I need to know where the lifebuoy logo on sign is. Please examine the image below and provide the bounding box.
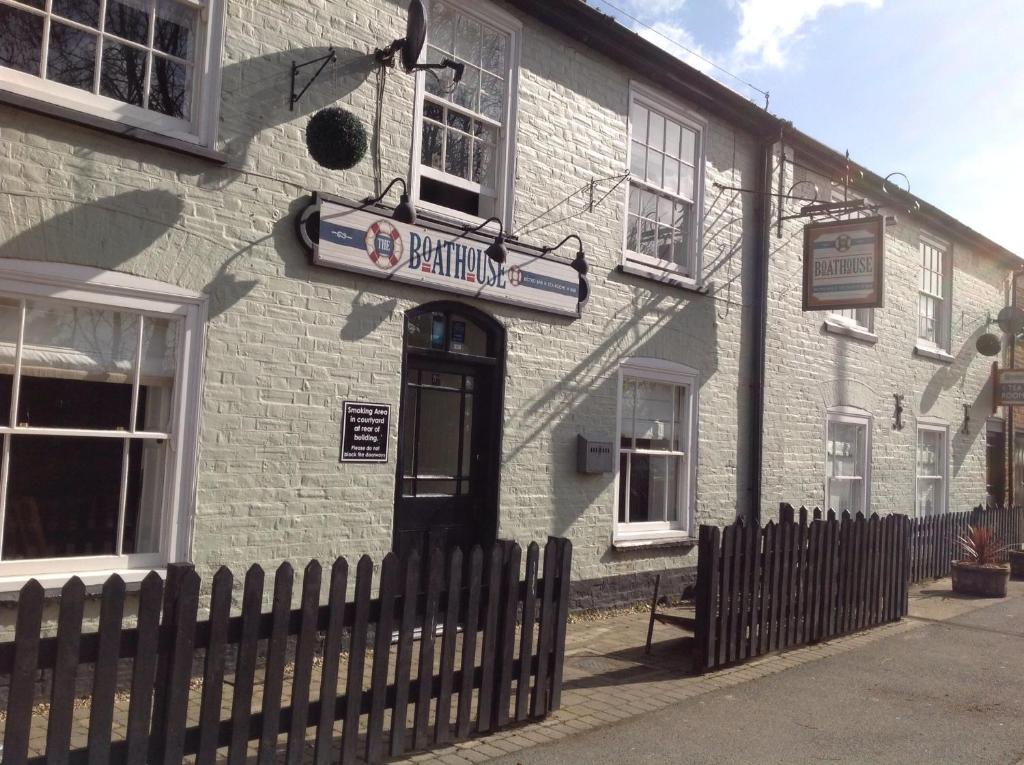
[366,220,402,268]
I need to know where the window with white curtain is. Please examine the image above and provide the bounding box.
[916,424,948,516]
[615,358,697,541]
[623,83,704,285]
[825,408,871,515]
[0,262,204,580]
[0,0,225,146]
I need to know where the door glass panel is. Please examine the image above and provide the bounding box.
[449,315,488,356]
[460,389,474,480]
[416,387,461,477]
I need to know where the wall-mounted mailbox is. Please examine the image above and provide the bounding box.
[577,435,613,474]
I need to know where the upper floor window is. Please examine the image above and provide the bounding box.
[615,358,698,543]
[0,0,224,146]
[918,236,951,351]
[0,259,205,584]
[623,83,705,286]
[830,307,873,333]
[412,0,519,223]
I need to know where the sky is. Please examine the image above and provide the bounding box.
[590,0,1024,255]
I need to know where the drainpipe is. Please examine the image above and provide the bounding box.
[747,129,778,525]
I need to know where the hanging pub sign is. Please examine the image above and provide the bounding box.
[802,216,885,311]
[340,401,391,462]
[994,367,1024,407]
[298,192,585,317]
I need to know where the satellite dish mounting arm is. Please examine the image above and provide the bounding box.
[374,0,464,84]
[374,40,465,84]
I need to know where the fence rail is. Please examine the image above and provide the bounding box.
[694,511,909,672]
[908,505,1024,583]
[0,537,572,765]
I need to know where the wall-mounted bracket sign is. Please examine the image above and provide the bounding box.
[298,193,586,317]
[802,215,885,311]
[341,401,391,462]
[994,367,1024,408]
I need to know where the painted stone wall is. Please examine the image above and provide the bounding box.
[0,0,760,613]
[760,152,1011,519]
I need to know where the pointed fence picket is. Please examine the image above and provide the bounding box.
[0,537,572,765]
[906,505,1024,584]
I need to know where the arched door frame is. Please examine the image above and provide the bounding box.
[393,300,507,556]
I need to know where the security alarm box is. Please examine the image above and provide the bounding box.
[577,435,613,474]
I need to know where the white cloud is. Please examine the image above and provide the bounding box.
[617,0,688,16]
[631,20,718,76]
[732,0,882,69]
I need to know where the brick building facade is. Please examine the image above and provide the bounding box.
[0,0,1017,621]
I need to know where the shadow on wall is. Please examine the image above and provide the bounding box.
[0,189,257,321]
[1,41,381,319]
[919,326,988,475]
[201,45,375,189]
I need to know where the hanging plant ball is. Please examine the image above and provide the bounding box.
[306,107,368,170]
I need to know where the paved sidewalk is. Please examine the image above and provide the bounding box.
[473,580,1024,765]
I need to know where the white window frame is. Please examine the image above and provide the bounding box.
[825,406,872,516]
[916,233,952,353]
[915,419,949,517]
[828,306,874,333]
[0,259,206,587]
[0,0,226,147]
[621,80,706,290]
[408,0,521,228]
[613,357,698,545]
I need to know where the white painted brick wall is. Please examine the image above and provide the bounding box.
[760,153,1010,518]
[0,0,761,600]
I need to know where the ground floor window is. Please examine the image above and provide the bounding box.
[0,261,205,580]
[986,419,1006,507]
[615,358,697,541]
[825,408,871,515]
[916,422,948,516]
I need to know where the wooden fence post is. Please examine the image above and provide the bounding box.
[150,561,195,765]
[694,525,720,672]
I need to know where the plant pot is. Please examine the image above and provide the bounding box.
[951,560,1010,597]
[1009,549,1024,581]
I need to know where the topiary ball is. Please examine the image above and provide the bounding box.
[306,107,368,170]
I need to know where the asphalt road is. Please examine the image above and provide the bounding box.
[492,593,1024,765]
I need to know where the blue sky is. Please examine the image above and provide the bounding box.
[591,0,1024,254]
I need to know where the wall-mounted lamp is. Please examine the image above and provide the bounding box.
[893,394,904,430]
[363,177,416,224]
[463,216,507,264]
[541,233,589,276]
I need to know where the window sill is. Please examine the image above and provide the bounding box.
[612,533,697,550]
[822,318,878,344]
[913,342,954,364]
[0,89,227,164]
[617,262,708,294]
[0,568,164,601]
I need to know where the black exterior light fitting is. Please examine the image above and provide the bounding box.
[542,233,590,306]
[364,177,416,224]
[464,216,508,264]
[542,233,589,276]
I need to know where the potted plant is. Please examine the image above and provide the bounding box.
[1009,546,1024,581]
[951,526,1010,597]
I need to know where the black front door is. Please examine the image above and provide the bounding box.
[394,303,504,561]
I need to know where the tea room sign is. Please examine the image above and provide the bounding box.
[802,216,885,311]
[299,193,585,317]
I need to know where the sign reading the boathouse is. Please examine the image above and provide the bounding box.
[300,193,584,317]
[802,216,885,311]
[340,401,391,462]
[994,368,1024,407]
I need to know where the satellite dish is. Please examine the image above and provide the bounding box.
[997,305,1024,335]
[976,333,1002,357]
[401,1,427,71]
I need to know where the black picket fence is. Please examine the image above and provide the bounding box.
[0,538,572,765]
[694,511,909,672]
[908,505,1024,583]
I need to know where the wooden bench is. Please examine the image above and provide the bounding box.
[645,574,697,653]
